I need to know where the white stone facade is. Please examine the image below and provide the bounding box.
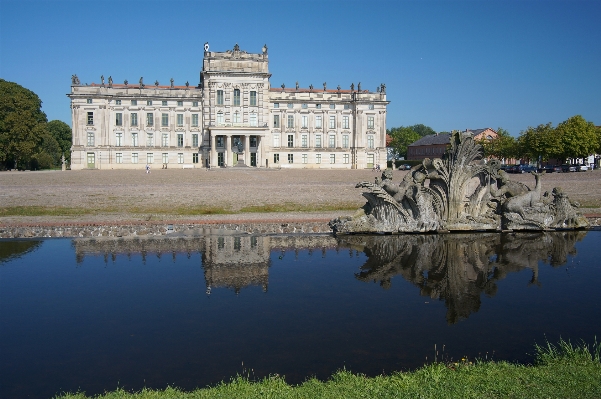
[68,44,389,170]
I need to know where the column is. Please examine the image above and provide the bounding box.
[244,134,250,165]
[226,135,232,166]
[210,133,217,167]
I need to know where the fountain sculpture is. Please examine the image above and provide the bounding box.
[330,131,589,234]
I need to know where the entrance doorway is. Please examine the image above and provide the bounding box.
[87,153,95,169]
[250,153,257,167]
[233,153,239,165]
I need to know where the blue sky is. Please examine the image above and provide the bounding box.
[1,0,599,136]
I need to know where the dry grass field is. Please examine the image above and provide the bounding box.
[1,167,600,225]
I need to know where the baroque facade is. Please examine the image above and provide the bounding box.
[68,43,389,170]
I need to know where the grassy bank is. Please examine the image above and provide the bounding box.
[55,339,601,399]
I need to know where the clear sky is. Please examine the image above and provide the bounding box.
[1,0,599,136]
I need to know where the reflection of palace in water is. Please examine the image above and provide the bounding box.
[73,234,339,294]
[338,231,587,324]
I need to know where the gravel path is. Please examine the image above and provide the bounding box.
[1,168,600,226]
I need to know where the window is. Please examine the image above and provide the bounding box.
[287,103,293,109]
[367,116,375,129]
[162,133,169,147]
[87,112,94,125]
[343,116,349,129]
[301,103,308,109]
[193,153,199,164]
[147,100,152,106]
[302,115,308,128]
[116,132,123,146]
[162,153,169,164]
[287,134,294,148]
[329,104,335,109]
[217,136,224,147]
[273,134,280,147]
[132,153,138,163]
[146,113,153,126]
[250,136,257,147]
[315,115,322,129]
[131,113,138,126]
[329,135,335,148]
[343,154,349,164]
[147,153,154,164]
[367,153,374,168]
[192,101,198,107]
[217,112,224,125]
[86,132,94,146]
[302,154,308,164]
[288,154,294,163]
[344,104,350,110]
[217,90,224,105]
[329,116,336,129]
[131,133,138,147]
[273,115,280,128]
[177,114,183,126]
[315,134,322,148]
[233,111,241,123]
[192,134,198,147]
[301,134,308,148]
[177,153,184,164]
[367,135,374,149]
[162,100,168,106]
[330,154,335,164]
[146,132,154,146]
[233,89,240,106]
[161,113,168,127]
[316,104,321,109]
[316,154,322,164]
[115,99,121,105]
[192,114,199,127]
[115,113,123,126]
[86,98,92,104]
[250,91,257,106]
[249,113,257,127]
[287,115,294,128]
[274,153,280,163]
[273,103,279,108]
[116,153,123,164]
[177,133,183,147]
[343,135,349,148]
[368,104,375,110]
[131,100,137,106]
[177,101,183,106]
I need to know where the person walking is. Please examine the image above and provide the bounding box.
[145,164,150,174]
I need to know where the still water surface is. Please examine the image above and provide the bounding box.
[1,231,600,398]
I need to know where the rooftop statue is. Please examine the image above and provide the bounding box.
[330,131,588,234]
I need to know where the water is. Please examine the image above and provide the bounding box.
[1,231,600,398]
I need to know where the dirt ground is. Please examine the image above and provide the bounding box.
[1,167,600,225]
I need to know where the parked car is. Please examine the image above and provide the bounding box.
[552,166,563,173]
[578,164,589,172]
[397,164,411,170]
[518,165,537,174]
[561,164,577,172]
[538,165,555,173]
[505,165,520,173]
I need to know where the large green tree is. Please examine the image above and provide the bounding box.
[479,127,518,161]
[555,115,599,160]
[387,127,421,158]
[47,119,72,164]
[518,122,561,163]
[0,79,48,169]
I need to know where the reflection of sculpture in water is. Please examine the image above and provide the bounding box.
[338,231,587,324]
[330,131,588,233]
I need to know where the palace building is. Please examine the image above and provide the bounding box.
[68,43,389,170]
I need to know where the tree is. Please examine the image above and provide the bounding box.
[555,115,599,160]
[0,79,48,169]
[47,120,72,164]
[387,127,421,158]
[408,124,436,137]
[518,122,561,164]
[479,127,518,161]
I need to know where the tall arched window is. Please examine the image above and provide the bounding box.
[233,89,240,106]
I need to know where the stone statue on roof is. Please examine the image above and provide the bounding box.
[170,78,174,88]
[337,85,341,91]
[108,76,113,87]
[139,77,144,88]
[358,82,361,92]
[323,82,327,91]
[309,84,313,90]
[350,83,354,91]
[155,80,159,87]
[124,79,128,86]
[281,83,285,89]
[100,75,105,86]
[295,81,299,90]
[71,74,80,85]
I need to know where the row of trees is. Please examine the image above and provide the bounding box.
[0,79,72,170]
[388,116,600,164]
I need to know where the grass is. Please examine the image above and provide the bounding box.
[53,338,601,399]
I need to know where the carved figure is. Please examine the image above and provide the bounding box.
[108,76,113,87]
[262,44,268,54]
[323,82,326,91]
[139,77,144,88]
[234,43,240,52]
[170,78,174,88]
[358,82,361,92]
[71,74,80,85]
[124,79,128,86]
[350,83,354,91]
[330,132,588,234]
[186,81,189,88]
[295,81,299,90]
[100,75,105,85]
[309,84,313,90]
[337,85,341,91]
[281,83,285,89]
[155,80,159,87]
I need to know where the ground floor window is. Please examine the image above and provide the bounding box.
[330,154,335,164]
[274,153,280,164]
[177,153,184,164]
[302,154,308,164]
[316,154,321,164]
[217,152,224,166]
[132,153,138,164]
[147,153,154,164]
[193,153,199,164]
[367,153,374,169]
[162,153,169,164]
[343,154,349,164]
[86,152,95,168]
[116,153,123,163]
[288,154,294,163]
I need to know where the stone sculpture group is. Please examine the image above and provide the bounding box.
[330,131,589,234]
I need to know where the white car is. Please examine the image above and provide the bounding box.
[578,164,589,172]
